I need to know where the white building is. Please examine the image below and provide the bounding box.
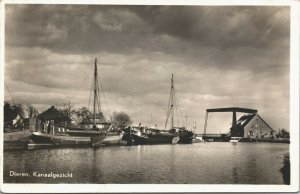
[236,114,276,139]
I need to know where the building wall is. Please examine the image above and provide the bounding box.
[26,118,41,132]
[244,115,275,139]
[54,125,68,134]
[38,122,67,135]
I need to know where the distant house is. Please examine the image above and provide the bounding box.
[37,106,70,125]
[37,106,71,134]
[233,114,276,139]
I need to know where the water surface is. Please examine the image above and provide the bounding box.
[4,143,289,184]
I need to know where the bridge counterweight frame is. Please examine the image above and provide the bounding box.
[203,107,257,138]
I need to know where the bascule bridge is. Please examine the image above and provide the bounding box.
[201,107,258,140]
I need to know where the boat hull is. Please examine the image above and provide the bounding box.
[132,133,179,145]
[91,132,125,148]
[230,137,242,143]
[30,132,92,147]
[27,143,56,149]
[4,130,32,150]
[66,128,106,137]
[103,133,124,145]
[178,131,194,144]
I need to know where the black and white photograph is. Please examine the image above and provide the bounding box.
[1,1,299,193]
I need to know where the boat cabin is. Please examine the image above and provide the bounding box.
[79,112,110,130]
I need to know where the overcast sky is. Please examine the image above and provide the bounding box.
[4,5,290,133]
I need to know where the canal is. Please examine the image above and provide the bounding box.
[3,142,289,184]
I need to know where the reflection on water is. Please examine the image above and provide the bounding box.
[4,143,288,184]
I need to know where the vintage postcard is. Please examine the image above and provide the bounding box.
[0,0,299,193]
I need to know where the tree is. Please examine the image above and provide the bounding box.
[58,102,75,122]
[72,107,92,125]
[280,128,290,138]
[111,111,133,127]
[4,101,19,128]
[4,101,39,128]
[276,128,290,138]
[18,104,39,118]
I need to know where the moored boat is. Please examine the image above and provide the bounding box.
[121,126,142,145]
[125,74,194,145]
[92,132,125,147]
[4,129,32,150]
[193,136,205,143]
[30,130,99,147]
[164,74,194,144]
[91,123,126,148]
[130,127,179,145]
[122,126,179,145]
[230,137,241,143]
[30,58,108,147]
[84,58,126,148]
[169,127,194,144]
[66,127,107,137]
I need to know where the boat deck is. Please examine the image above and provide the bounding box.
[32,132,91,141]
[4,130,32,142]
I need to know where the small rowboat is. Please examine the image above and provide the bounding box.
[230,137,241,143]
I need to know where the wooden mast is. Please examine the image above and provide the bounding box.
[165,74,175,130]
[93,58,97,128]
[170,74,174,129]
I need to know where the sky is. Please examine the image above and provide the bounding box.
[4,5,290,133]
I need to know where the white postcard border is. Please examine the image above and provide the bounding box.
[0,0,299,193]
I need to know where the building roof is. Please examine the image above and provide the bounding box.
[255,114,275,132]
[38,106,70,121]
[236,113,275,131]
[237,114,256,127]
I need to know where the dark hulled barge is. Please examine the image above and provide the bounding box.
[127,126,179,145]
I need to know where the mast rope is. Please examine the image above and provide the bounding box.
[95,76,101,114]
[88,76,94,111]
[4,81,16,105]
[165,107,171,129]
[164,85,172,129]
[174,89,184,128]
[98,73,112,121]
[173,88,179,127]
[69,64,94,104]
[96,77,103,123]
